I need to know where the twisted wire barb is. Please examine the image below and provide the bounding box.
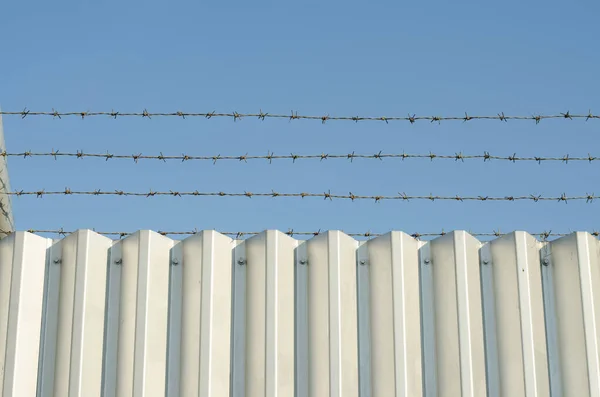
[3,150,599,164]
[3,189,597,203]
[4,228,598,241]
[2,109,598,123]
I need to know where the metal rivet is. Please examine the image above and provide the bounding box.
[299,259,307,265]
[424,259,430,264]
[359,259,366,265]
[237,258,246,265]
[543,258,549,266]
[172,258,179,265]
[114,259,122,265]
[53,258,61,264]
[483,259,489,265]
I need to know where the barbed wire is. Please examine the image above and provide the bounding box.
[3,150,600,164]
[1,109,598,123]
[4,228,598,241]
[2,189,598,202]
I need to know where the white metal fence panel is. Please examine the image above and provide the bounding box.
[1,233,50,397]
[0,229,599,396]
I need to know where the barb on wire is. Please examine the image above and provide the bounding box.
[2,109,599,123]
[3,188,598,203]
[4,228,598,241]
[3,150,599,164]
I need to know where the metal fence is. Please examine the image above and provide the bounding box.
[1,229,598,396]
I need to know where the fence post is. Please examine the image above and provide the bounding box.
[0,110,15,238]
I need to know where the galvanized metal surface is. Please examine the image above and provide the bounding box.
[0,229,599,397]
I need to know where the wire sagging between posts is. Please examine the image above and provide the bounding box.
[1,109,598,123]
[3,150,600,164]
[2,189,598,203]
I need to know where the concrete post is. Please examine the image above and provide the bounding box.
[0,110,15,238]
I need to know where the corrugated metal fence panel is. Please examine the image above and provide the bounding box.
[1,230,599,397]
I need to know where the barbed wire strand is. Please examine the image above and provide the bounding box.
[4,228,598,241]
[3,150,599,164]
[1,109,598,123]
[3,189,597,203]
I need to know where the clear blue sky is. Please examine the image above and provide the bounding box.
[1,0,598,240]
